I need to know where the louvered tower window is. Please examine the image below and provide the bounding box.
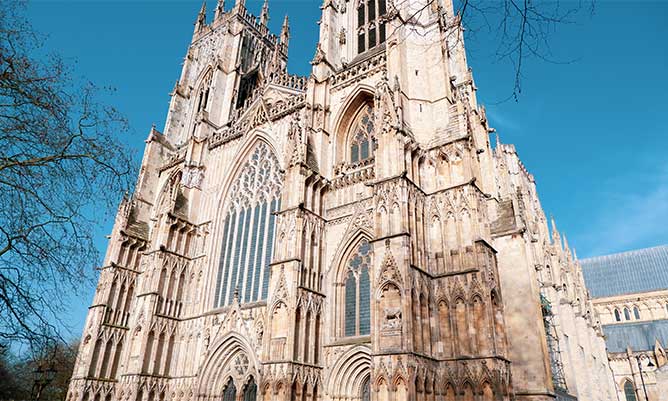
[357,0,388,54]
[344,239,371,337]
[214,143,283,307]
[349,105,375,164]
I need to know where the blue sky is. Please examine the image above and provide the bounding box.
[25,0,668,338]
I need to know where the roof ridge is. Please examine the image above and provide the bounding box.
[581,244,668,264]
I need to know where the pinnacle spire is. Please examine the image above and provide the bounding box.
[215,0,226,19]
[280,15,290,44]
[260,0,269,25]
[195,0,207,32]
[550,215,562,248]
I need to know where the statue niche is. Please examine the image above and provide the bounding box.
[378,283,402,350]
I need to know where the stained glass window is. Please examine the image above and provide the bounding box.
[223,378,236,401]
[624,381,637,401]
[214,143,283,307]
[349,105,375,164]
[243,377,257,401]
[357,0,389,54]
[343,239,372,337]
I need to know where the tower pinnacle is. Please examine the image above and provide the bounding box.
[260,0,269,25]
[280,15,290,45]
[194,1,207,33]
[215,0,225,20]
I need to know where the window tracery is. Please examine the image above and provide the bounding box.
[344,239,371,337]
[214,142,283,307]
[357,0,388,54]
[348,105,375,164]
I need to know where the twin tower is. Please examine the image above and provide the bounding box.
[68,1,616,401]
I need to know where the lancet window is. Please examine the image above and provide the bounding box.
[243,377,257,401]
[348,105,375,164]
[344,239,371,337]
[195,70,213,114]
[222,378,236,401]
[214,142,283,307]
[623,381,637,401]
[357,0,388,54]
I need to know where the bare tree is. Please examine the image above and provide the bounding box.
[0,1,134,351]
[0,339,79,401]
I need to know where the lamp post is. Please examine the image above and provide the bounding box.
[31,363,57,401]
[635,354,655,401]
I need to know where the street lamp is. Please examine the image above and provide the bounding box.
[31,363,57,401]
[635,355,655,401]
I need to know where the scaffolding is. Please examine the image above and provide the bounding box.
[540,293,568,392]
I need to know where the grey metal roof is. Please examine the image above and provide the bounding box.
[602,319,668,353]
[580,245,668,298]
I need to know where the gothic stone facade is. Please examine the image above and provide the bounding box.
[67,1,616,401]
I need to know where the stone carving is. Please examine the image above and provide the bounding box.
[181,165,205,189]
[382,307,402,330]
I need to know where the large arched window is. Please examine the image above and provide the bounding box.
[624,307,631,321]
[214,142,283,307]
[623,380,637,401]
[357,0,388,54]
[614,309,621,322]
[344,239,371,337]
[348,105,375,164]
[633,306,641,320]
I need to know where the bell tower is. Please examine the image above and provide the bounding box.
[162,0,288,146]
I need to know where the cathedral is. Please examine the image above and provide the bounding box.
[67,1,618,401]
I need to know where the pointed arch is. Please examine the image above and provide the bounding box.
[197,332,259,397]
[330,232,373,338]
[326,346,372,399]
[331,85,375,164]
[623,379,637,401]
[210,134,284,308]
